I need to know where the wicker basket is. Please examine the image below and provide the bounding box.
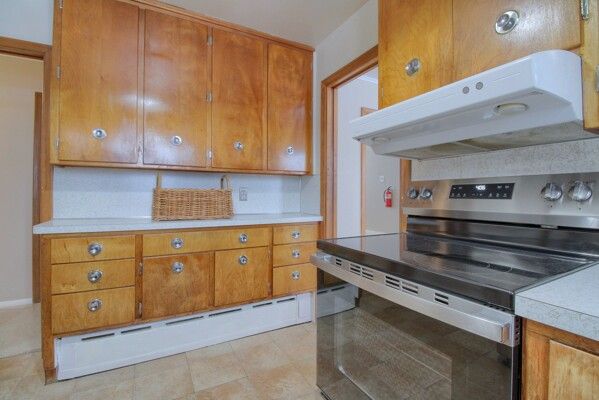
[152,174,234,221]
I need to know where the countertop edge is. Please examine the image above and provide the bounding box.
[33,214,323,235]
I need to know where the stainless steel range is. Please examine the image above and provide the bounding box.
[311,172,599,400]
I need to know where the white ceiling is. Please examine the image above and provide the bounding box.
[162,0,369,47]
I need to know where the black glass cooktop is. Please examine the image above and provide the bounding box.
[317,232,594,310]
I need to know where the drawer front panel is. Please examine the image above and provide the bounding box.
[51,287,135,334]
[273,242,317,267]
[143,227,271,256]
[51,235,136,264]
[273,263,316,297]
[51,259,136,294]
[214,246,270,307]
[142,253,214,319]
[273,224,318,245]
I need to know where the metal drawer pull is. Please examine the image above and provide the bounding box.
[239,255,248,265]
[87,270,103,283]
[87,299,102,312]
[234,141,244,151]
[91,128,107,140]
[87,243,103,256]
[239,233,248,243]
[291,231,301,240]
[286,146,294,155]
[291,271,301,280]
[171,262,184,274]
[171,237,184,249]
[292,250,301,258]
[405,58,421,76]
[495,10,519,34]
[171,135,183,146]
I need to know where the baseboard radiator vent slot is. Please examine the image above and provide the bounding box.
[384,275,401,290]
[434,293,449,305]
[401,281,419,295]
[55,293,313,380]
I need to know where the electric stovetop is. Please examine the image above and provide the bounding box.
[317,231,596,311]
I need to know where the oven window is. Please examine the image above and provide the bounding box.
[316,281,518,400]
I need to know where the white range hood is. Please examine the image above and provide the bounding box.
[352,50,596,160]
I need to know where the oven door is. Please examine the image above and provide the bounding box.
[314,262,520,399]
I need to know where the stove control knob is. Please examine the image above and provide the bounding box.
[407,188,419,199]
[541,183,562,202]
[567,181,592,202]
[419,188,433,200]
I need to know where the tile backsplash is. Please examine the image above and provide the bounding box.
[53,167,302,219]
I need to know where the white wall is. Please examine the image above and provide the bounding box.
[0,55,44,304]
[300,0,378,217]
[0,0,53,45]
[335,77,378,237]
[53,168,302,218]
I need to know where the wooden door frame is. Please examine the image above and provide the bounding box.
[0,36,53,303]
[320,45,377,239]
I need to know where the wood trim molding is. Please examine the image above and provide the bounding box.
[359,107,376,236]
[320,45,378,239]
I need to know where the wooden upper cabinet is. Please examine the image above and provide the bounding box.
[453,0,582,80]
[58,0,139,163]
[378,0,453,107]
[143,11,209,167]
[211,29,267,170]
[267,44,312,172]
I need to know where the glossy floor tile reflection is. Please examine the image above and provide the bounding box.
[0,322,319,400]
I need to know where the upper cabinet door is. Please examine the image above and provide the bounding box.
[143,11,209,167]
[211,29,267,170]
[453,0,581,80]
[58,0,139,163]
[267,44,312,173]
[378,0,453,107]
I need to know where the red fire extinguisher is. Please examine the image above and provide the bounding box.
[384,186,393,208]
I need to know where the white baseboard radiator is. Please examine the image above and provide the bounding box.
[56,293,312,380]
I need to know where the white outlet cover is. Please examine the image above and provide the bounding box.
[239,187,248,201]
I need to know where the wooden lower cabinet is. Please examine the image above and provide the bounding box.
[51,287,135,334]
[51,259,135,294]
[523,319,599,399]
[273,242,317,267]
[214,246,271,306]
[273,263,316,297]
[142,253,214,319]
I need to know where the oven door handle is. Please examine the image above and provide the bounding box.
[311,253,517,347]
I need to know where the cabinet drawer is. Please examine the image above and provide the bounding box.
[51,287,135,334]
[273,263,316,297]
[143,227,271,256]
[273,242,317,267]
[273,224,318,245]
[51,259,135,294]
[51,235,136,264]
[142,253,213,319]
[214,246,271,307]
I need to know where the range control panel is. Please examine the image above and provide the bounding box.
[449,183,515,199]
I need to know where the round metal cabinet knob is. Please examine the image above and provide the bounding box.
[171,237,184,249]
[287,146,294,155]
[171,262,184,274]
[239,255,248,265]
[234,141,244,151]
[87,243,103,256]
[420,188,433,200]
[407,188,419,199]
[495,10,520,34]
[292,250,301,259]
[405,58,421,76]
[568,181,593,202]
[541,183,563,202]
[291,271,301,281]
[91,128,107,140]
[171,135,183,146]
[239,233,248,244]
[291,231,301,240]
[87,269,103,283]
[87,299,102,312]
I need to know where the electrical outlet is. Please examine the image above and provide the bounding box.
[239,187,248,201]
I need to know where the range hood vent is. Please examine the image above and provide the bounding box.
[352,50,595,160]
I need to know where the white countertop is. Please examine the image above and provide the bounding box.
[33,213,323,235]
[515,263,599,341]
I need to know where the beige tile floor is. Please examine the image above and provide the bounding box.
[0,303,41,358]
[0,321,321,400]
